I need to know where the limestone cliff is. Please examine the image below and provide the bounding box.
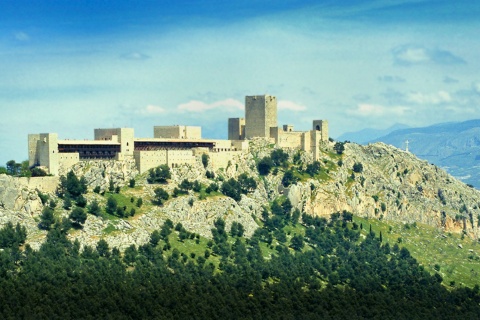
[1,140,480,250]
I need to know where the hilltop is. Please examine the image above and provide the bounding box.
[1,138,480,251]
[340,119,480,188]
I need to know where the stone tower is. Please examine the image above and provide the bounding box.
[245,95,277,139]
[228,118,245,140]
[312,120,329,142]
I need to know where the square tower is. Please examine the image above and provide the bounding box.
[245,95,277,139]
[228,118,245,140]
[312,120,329,142]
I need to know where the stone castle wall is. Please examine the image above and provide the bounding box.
[154,126,202,139]
[59,153,80,170]
[134,150,168,174]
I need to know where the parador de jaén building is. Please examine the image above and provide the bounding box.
[28,95,329,176]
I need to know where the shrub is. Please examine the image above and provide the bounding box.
[147,165,171,184]
[88,199,101,216]
[353,162,363,173]
[305,161,321,176]
[334,142,345,155]
[39,207,55,230]
[69,207,87,227]
[221,178,242,202]
[153,187,169,205]
[282,170,297,187]
[271,149,289,167]
[257,157,273,175]
[106,196,118,215]
[202,154,209,168]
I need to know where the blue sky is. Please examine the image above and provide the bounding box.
[1,0,479,165]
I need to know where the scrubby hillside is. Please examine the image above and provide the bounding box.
[1,139,480,251]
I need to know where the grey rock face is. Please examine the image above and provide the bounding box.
[3,139,480,251]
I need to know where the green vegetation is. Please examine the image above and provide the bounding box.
[147,164,171,184]
[0,222,26,248]
[0,159,46,177]
[354,215,480,288]
[39,207,55,230]
[2,209,480,318]
[334,141,345,154]
[201,153,209,168]
[353,161,363,173]
[257,156,273,175]
[153,187,169,205]
[220,173,257,202]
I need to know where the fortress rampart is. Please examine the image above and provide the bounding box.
[29,95,328,175]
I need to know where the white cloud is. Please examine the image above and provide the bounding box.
[278,100,307,111]
[141,105,166,114]
[177,98,243,112]
[392,45,465,66]
[348,103,410,117]
[407,91,451,104]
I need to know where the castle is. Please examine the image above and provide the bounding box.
[28,95,328,176]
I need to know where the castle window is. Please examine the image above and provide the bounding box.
[316,125,320,130]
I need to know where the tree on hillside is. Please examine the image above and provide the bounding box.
[353,162,363,173]
[238,173,257,194]
[69,207,87,228]
[221,178,242,202]
[271,149,289,167]
[305,161,321,177]
[106,196,117,215]
[257,157,273,176]
[39,207,55,230]
[334,142,345,155]
[282,170,297,187]
[153,187,169,205]
[147,165,171,184]
[87,199,101,216]
[202,154,209,168]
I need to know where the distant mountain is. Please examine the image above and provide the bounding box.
[369,119,480,188]
[337,123,410,144]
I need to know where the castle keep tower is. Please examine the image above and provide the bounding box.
[245,95,277,139]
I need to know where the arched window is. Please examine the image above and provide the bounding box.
[316,125,320,130]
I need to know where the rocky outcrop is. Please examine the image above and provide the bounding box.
[60,159,139,190]
[2,139,480,251]
[286,142,480,238]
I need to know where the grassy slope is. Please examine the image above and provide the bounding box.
[354,215,480,288]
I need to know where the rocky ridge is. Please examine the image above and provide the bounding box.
[1,140,480,250]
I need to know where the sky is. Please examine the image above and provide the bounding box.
[1,0,479,165]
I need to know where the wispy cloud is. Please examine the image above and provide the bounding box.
[278,100,307,111]
[407,91,451,104]
[121,52,150,60]
[443,76,459,84]
[348,103,410,117]
[178,98,243,112]
[392,45,466,66]
[141,105,167,114]
[14,31,29,41]
[472,82,480,95]
[378,75,405,83]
